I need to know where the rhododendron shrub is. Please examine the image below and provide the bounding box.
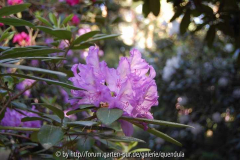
[0,3,191,159]
[69,46,159,136]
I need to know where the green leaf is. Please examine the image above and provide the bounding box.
[0,107,6,121]
[0,27,15,42]
[180,9,191,35]
[130,148,151,153]
[0,48,63,60]
[81,34,121,44]
[97,139,122,150]
[36,16,52,27]
[77,137,95,152]
[192,22,207,33]
[149,0,160,16]
[121,117,193,128]
[21,117,52,123]
[99,134,145,143]
[38,125,64,149]
[96,108,123,125]
[66,121,97,127]
[30,131,39,143]
[0,63,67,77]
[0,73,84,90]
[43,114,61,123]
[0,18,35,28]
[71,43,92,50]
[16,56,65,60]
[62,14,74,25]
[11,101,27,109]
[66,107,95,115]
[37,26,72,40]
[79,104,95,109]
[49,13,58,26]
[132,122,182,146]
[170,7,183,22]
[205,25,216,47]
[142,0,150,18]
[71,126,115,132]
[73,31,100,45]
[40,103,64,119]
[0,3,31,17]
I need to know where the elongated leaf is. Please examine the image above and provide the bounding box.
[149,0,160,16]
[0,73,83,90]
[71,43,92,50]
[66,107,95,115]
[36,16,52,27]
[0,18,34,28]
[81,34,121,44]
[39,103,64,119]
[49,13,57,26]
[21,117,52,123]
[17,57,65,60]
[121,117,193,128]
[0,48,63,60]
[62,14,74,25]
[73,31,100,45]
[71,126,115,132]
[77,137,95,152]
[0,63,67,77]
[142,0,150,18]
[130,148,151,153]
[67,121,97,127]
[132,122,182,146]
[38,125,64,149]
[43,114,61,123]
[170,6,183,22]
[0,3,31,17]
[180,9,191,35]
[37,26,72,40]
[79,104,96,109]
[99,134,145,143]
[205,25,216,47]
[96,108,123,125]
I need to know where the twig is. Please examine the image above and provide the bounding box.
[0,132,31,140]
[0,80,38,115]
[0,126,40,132]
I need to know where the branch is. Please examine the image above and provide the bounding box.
[0,80,38,115]
[0,126,40,132]
[0,132,31,140]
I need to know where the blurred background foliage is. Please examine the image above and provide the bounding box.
[0,0,240,159]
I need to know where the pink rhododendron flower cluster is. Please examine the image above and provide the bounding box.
[13,32,31,46]
[1,106,41,128]
[66,0,79,6]
[7,0,23,5]
[16,79,35,97]
[71,15,80,25]
[69,46,159,136]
